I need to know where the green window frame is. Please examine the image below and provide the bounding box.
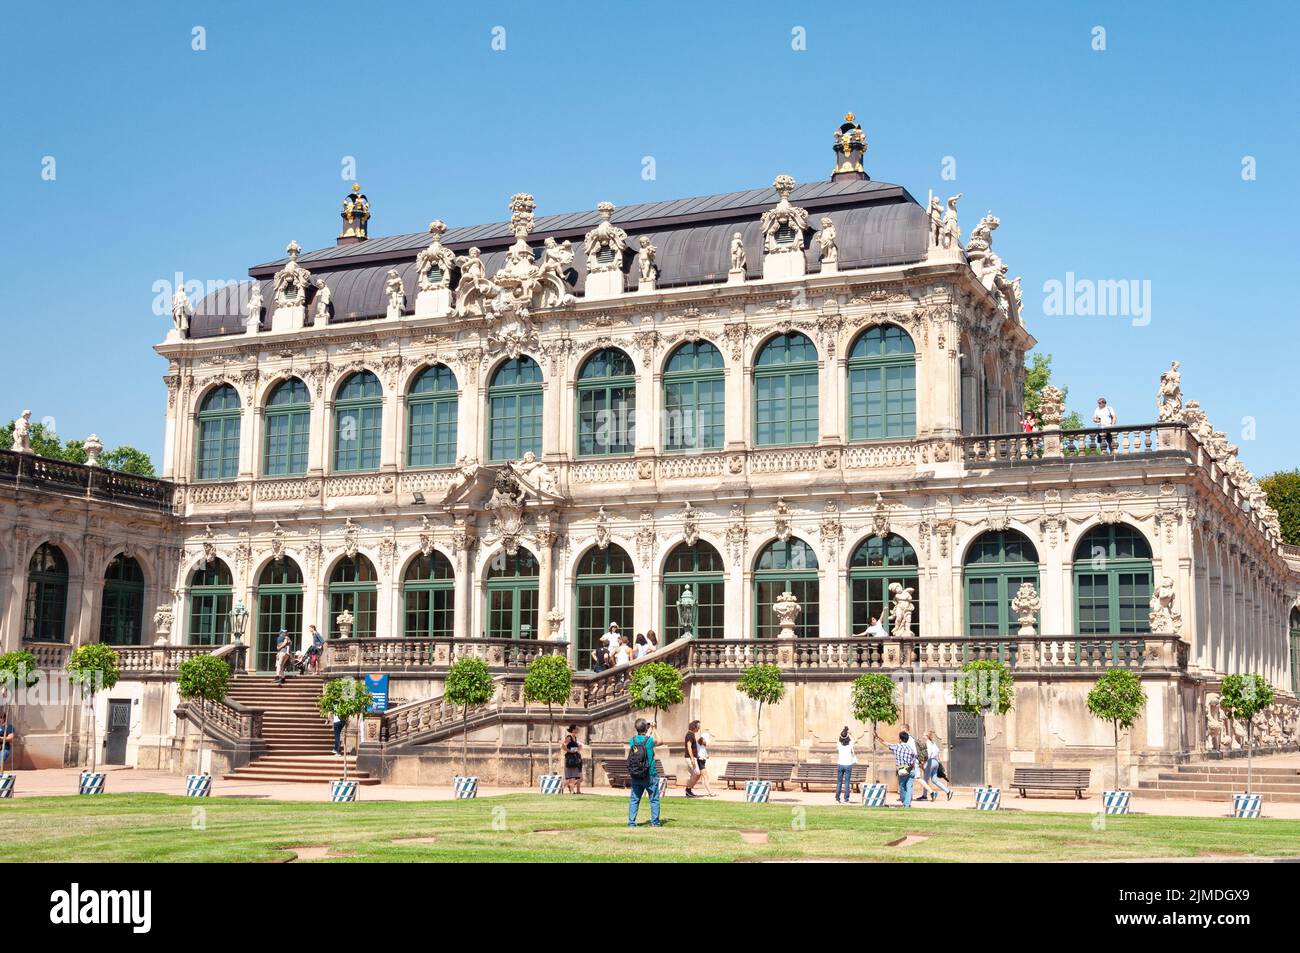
[575,545,635,664]
[484,550,540,640]
[663,341,725,452]
[255,558,304,671]
[1290,609,1300,695]
[662,541,725,642]
[487,357,543,462]
[1072,525,1153,636]
[332,371,383,472]
[754,538,819,639]
[848,325,916,440]
[23,543,69,642]
[577,348,636,457]
[403,551,456,638]
[849,534,920,636]
[188,560,233,646]
[962,530,1039,637]
[195,384,241,481]
[754,333,818,447]
[100,553,145,646]
[328,555,378,639]
[262,378,311,477]
[407,364,458,469]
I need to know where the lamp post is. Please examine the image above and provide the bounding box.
[676,584,696,640]
[229,600,249,645]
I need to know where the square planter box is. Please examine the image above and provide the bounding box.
[330,779,358,802]
[186,774,212,798]
[452,776,479,799]
[744,780,771,803]
[538,774,563,795]
[1102,790,1131,815]
[0,773,14,799]
[973,786,1001,811]
[861,782,888,807]
[78,772,106,796]
[1233,793,1262,818]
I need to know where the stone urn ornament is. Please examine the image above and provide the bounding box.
[772,590,801,637]
[84,433,103,467]
[335,609,354,640]
[1010,581,1041,636]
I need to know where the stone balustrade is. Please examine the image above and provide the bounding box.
[322,637,564,674]
[0,449,171,510]
[962,422,1189,465]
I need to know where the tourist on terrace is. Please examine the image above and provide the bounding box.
[876,729,918,807]
[1020,410,1036,433]
[644,630,659,652]
[1092,397,1117,453]
[591,643,611,673]
[634,633,651,660]
[626,717,662,827]
[563,725,583,794]
[274,629,293,685]
[614,635,633,667]
[600,622,621,658]
[863,616,887,637]
[835,726,856,803]
[683,719,702,798]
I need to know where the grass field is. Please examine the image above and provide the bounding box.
[2,793,1299,862]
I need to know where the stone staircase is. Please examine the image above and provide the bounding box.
[221,674,379,785]
[1136,761,1300,802]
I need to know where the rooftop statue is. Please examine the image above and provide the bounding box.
[635,236,657,284]
[171,285,192,335]
[312,279,331,324]
[760,175,810,254]
[1157,360,1182,422]
[583,202,628,274]
[729,232,746,272]
[11,409,32,453]
[273,240,312,309]
[816,216,838,265]
[416,220,456,291]
[339,183,370,240]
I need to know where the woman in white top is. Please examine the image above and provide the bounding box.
[633,633,651,660]
[835,726,856,803]
[695,730,713,796]
[920,730,953,800]
[613,635,633,666]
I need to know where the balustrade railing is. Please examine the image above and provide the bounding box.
[0,449,171,510]
[322,637,565,674]
[962,422,1188,465]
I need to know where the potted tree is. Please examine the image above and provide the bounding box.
[444,656,495,798]
[65,644,121,795]
[850,672,898,807]
[318,677,374,802]
[176,654,233,797]
[953,658,1014,810]
[1220,673,1274,817]
[522,654,572,794]
[1086,669,1146,815]
[0,650,38,798]
[628,661,685,799]
[736,664,785,803]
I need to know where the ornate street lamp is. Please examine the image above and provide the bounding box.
[229,601,249,644]
[676,584,696,640]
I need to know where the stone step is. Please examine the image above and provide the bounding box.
[223,769,381,785]
[1136,781,1300,799]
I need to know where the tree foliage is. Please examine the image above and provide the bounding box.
[737,664,786,707]
[523,654,573,777]
[850,673,898,726]
[0,419,155,476]
[1022,353,1084,430]
[953,659,1014,717]
[0,650,40,698]
[629,662,685,716]
[444,657,495,778]
[1220,673,1275,795]
[318,678,374,781]
[1259,469,1300,545]
[65,644,121,774]
[1087,669,1148,790]
[177,655,231,705]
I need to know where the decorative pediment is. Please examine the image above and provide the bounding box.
[416,220,457,291]
[583,202,628,274]
[760,175,810,254]
[273,241,312,309]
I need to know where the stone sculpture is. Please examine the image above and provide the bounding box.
[773,590,801,635]
[1010,581,1040,636]
[11,409,32,453]
[84,433,103,467]
[384,269,406,316]
[416,220,456,291]
[889,582,916,637]
[1157,360,1182,422]
[583,201,628,273]
[312,279,331,324]
[245,283,263,333]
[760,175,810,253]
[636,236,657,284]
[171,285,192,335]
[1148,576,1182,633]
[729,232,746,273]
[816,216,838,265]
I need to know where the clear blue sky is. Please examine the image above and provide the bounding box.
[2,1,1296,474]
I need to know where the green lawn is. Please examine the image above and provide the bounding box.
[1,793,1297,862]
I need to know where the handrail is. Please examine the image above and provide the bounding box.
[321,636,566,674]
[962,422,1189,464]
[0,449,172,510]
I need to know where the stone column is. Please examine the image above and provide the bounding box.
[820,352,842,444]
[453,540,474,639]
[536,528,557,648]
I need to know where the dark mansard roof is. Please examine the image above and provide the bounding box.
[190,177,930,338]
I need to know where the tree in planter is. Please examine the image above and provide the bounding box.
[952,658,1014,789]
[317,678,374,781]
[0,650,39,772]
[1085,669,1147,791]
[736,664,785,784]
[444,657,495,777]
[522,654,573,777]
[1219,673,1275,795]
[65,644,121,774]
[628,662,685,737]
[850,673,899,783]
[176,654,233,776]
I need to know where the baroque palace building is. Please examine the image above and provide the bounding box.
[3,115,1298,783]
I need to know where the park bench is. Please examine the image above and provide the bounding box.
[1011,767,1091,798]
[792,762,871,792]
[718,761,795,790]
[601,758,676,788]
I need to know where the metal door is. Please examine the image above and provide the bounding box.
[946,706,984,786]
[105,699,131,765]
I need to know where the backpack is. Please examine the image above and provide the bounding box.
[627,736,651,782]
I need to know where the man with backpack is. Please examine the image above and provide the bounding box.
[626,718,663,827]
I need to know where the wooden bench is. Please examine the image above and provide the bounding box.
[792,762,872,792]
[717,761,795,790]
[1011,767,1091,798]
[601,758,676,788]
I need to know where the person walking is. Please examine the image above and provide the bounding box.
[626,718,662,827]
[305,624,324,673]
[274,628,293,685]
[875,729,918,807]
[922,730,953,801]
[695,728,714,796]
[835,726,856,803]
[331,713,346,756]
[1092,397,1117,453]
[683,720,702,798]
[563,724,583,794]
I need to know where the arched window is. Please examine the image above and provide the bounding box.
[333,371,383,472]
[195,385,241,481]
[849,534,919,636]
[407,364,458,468]
[577,348,636,456]
[100,553,144,646]
[1291,608,1300,694]
[1073,525,1153,634]
[23,543,69,641]
[256,558,303,671]
[404,551,455,638]
[487,357,543,462]
[848,325,916,440]
[963,531,1039,636]
[754,538,819,638]
[575,545,635,663]
[263,378,311,477]
[485,550,539,640]
[663,341,725,452]
[329,555,378,638]
[188,559,233,646]
[754,333,818,446]
[663,541,724,642]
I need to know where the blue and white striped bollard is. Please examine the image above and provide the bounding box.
[1233,793,1262,818]
[185,774,212,797]
[861,782,887,807]
[538,773,563,795]
[330,779,358,802]
[653,776,667,799]
[973,786,1001,811]
[1102,790,1131,815]
[452,776,479,799]
[744,780,771,803]
[78,772,106,795]
[0,773,14,799]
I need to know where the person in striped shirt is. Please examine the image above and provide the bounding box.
[875,730,918,807]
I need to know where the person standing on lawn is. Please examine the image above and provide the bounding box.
[876,729,918,807]
[835,726,856,803]
[626,718,662,827]
[563,724,583,794]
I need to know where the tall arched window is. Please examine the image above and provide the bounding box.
[329,555,378,638]
[263,378,311,477]
[848,325,916,440]
[662,541,724,642]
[256,558,303,671]
[663,341,725,452]
[407,365,458,468]
[333,371,383,472]
[577,348,636,456]
[487,357,543,462]
[963,531,1039,636]
[195,384,241,481]
[1290,608,1300,694]
[404,551,455,638]
[754,333,818,446]
[188,559,233,646]
[849,534,920,636]
[575,545,635,663]
[754,538,819,638]
[485,550,539,640]
[100,553,144,646]
[1073,525,1153,634]
[23,543,69,641]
